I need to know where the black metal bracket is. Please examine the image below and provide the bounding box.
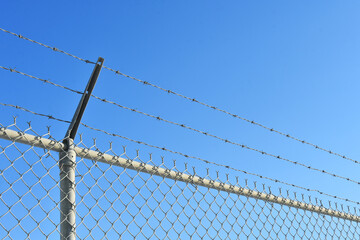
[64,57,104,142]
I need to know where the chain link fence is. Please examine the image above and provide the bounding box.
[1,122,360,239]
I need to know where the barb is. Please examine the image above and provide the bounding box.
[0,66,82,95]
[2,66,360,188]
[1,102,359,206]
[0,28,95,64]
[0,103,70,124]
[1,26,356,166]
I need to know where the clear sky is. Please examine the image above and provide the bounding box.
[1,0,360,238]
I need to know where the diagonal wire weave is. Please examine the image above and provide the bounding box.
[1,121,360,239]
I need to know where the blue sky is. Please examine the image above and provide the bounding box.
[1,1,360,237]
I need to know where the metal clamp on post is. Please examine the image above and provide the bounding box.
[60,57,104,240]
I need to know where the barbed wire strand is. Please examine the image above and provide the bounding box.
[0,66,83,95]
[0,28,95,64]
[0,103,70,124]
[1,66,360,188]
[0,102,359,206]
[92,96,360,186]
[0,27,356,166]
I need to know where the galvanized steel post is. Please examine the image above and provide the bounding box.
[59,139,76,240]
[59,57,104,239]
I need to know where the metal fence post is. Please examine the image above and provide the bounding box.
[58,57,104,239]
[60,139,76,240]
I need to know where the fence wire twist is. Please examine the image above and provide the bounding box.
[1,121,360,239]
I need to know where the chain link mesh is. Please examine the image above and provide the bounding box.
[1,122,360,239]
[0,124,60,239]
